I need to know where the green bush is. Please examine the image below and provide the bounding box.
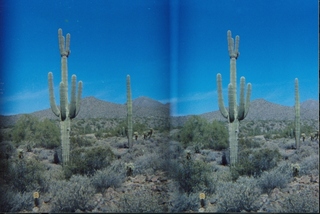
[109,186,166,213]
[34,119,60,149]
[0,188,34,212]
[231,148,281,179]
[50,175,95,212]
[11,115,60,149]
[170,158,216,194]
[217,176,262,212]
[178,116,228,150]
[11,114,39,145]
[64,146,115,178]
[279,187,319,213]
[8,158,48,192]
[257,162,293,195]
[91,160,126,193]
[168,191,199,212]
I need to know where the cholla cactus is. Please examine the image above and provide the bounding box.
[48,28,83,165]
[216,30,252,165]
[310,131,319,141]
[125,162,134,176]
[33,192,40,207]
[133,131,139,140]
[291,163,300,177]
[199,193,206,208]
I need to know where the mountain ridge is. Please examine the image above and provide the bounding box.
[0,96,318,127]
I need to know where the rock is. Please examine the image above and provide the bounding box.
[151,176,160,183]
[32,207,39,213]
[132,174,146,184]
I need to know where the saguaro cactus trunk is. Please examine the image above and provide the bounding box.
[48,28,83,166]
[127,75,133,148]
[216,30,252,165]
[294,78,300,149]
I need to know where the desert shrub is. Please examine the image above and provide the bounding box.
[168,190,199,212]
[34,118,60,149]
[0,141,16,160]
[204,150,216,162]
[8,158,48,193]
[11,114,39,145]
[11,115,60,149]
[170,158,215,194]
[91,160,126,193]
[70,136,93,149]
[50,175,95,212]
[133,153,164,176]
[64,146,115,178]
[231,148,281,179]
[238,138,261,150]
[279,187,319,213]
[160,140,183,160]
[178,116,228,150]
[110,186,166,213]
[257,162,293,195]
[299,154,319,176]
[216,176,262,212]
[0,188,33,212]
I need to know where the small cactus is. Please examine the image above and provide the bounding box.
[18,149,24,159]
[133,131,139,140]
[125,162,134,177]
[291,163,300,177]
[33,192,40,207]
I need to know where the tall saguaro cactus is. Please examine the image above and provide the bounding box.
[216,30,252,165]
[294,78,300,149]
[127,75,133,148]
[48,28,83,165]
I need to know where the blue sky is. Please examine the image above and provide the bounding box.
[0,0,318,116]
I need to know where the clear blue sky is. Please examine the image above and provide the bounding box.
[0,0,318,116]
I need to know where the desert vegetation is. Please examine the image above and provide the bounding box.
[0,113,318,212]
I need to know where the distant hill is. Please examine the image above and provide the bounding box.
[0,97,318,128]
[170,98,318,127]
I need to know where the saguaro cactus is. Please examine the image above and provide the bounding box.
[127,75,133,148]
[216,30,252,165]
[294,78,300,149]
[48,28,83,165]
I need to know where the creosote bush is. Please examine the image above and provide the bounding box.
[231,148,281,180]
[217,176,261,212]
[170,158,216,195]
[177,116,228,150]
[50,175,95,212]
[110,187,166,213]
[257,162,293,195]
[63,146,115,178]
[11,115,60,149]
[91,160,126,193]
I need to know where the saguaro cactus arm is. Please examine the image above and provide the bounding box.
[216,73,229,119]
[48,72,60,117]
[69,75,83,119]
[227,30,240,59]
[238,77,252,120]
